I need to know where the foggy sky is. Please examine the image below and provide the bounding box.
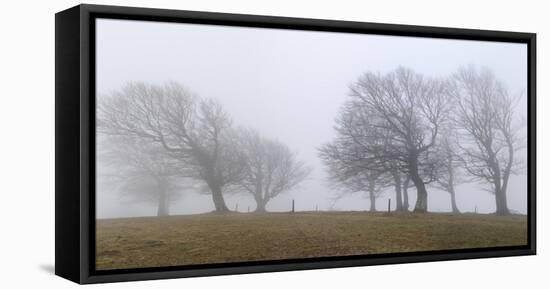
[95,18,528,218]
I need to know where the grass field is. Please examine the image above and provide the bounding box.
[96,212,527,270]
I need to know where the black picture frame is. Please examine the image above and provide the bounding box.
[55,4,536,284]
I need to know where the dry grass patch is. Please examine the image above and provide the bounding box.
[96,212,527,270]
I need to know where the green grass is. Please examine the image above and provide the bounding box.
[96,212,527,270]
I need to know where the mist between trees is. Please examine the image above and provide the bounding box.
[97,65,526,217]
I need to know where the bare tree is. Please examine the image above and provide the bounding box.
[235,128,311,212]
[432,131,461,214]
[354,171,386,212]
[319,129,387,212]
[320,148,402,212]
[321,67,450,213]
[450,67,524,215]
[97,82,247,213]
[98,136,186,216]
[331,170,386,212]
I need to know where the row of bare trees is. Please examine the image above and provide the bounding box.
[98,82,310,215]
[319,66,524,215]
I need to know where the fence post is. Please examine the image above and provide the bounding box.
[292,199,295,213]
[388,199,391,213]
[235,203,238,212]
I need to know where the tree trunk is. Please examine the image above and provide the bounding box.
[446,156,459,214]
[487,153,509,215]
[402,176,410,211]
[449,187,460,214]
[254,197,268,213]
[495,188,510,215]
[496,143,513,216]
[368,182,377,212]
[410,169,428,213]
[201,158,229,213]
[157,190,169,217]
[409,156,428,213]
[392,171,403,212]
[209,182,229,213]
[412,178,428,213]
[495,129,514,216]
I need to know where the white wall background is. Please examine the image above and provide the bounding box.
[0,0,545,288]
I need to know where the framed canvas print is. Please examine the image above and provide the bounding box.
[55,4,536,284]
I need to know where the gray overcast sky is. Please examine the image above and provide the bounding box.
[96,18,527,218]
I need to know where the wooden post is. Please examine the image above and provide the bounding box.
[388,199,391,213]
[292,199,295,213]
[235,203,238,212]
